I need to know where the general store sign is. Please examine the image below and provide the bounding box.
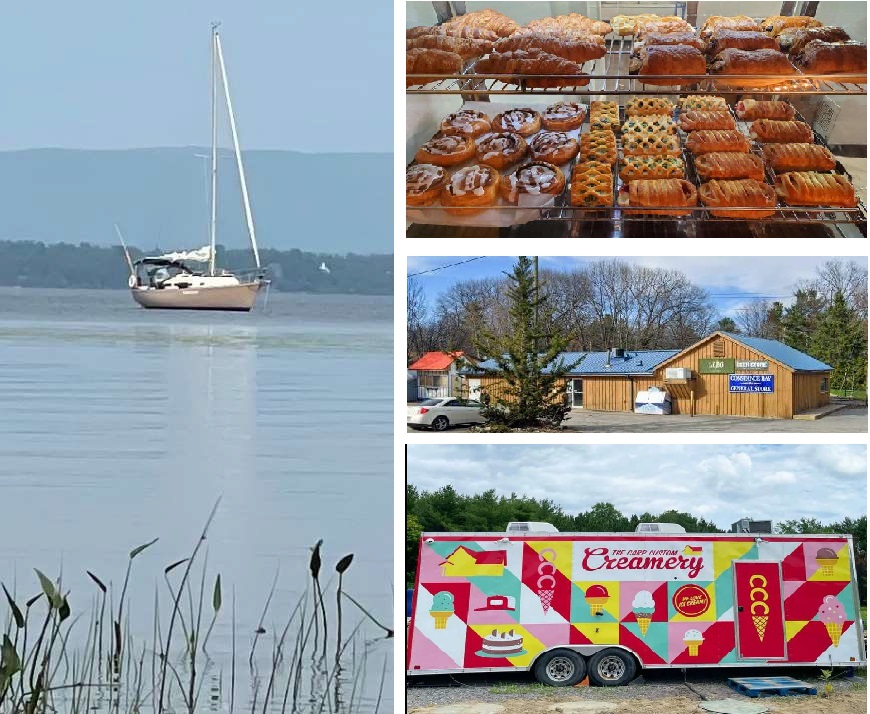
[699,358,735,374]
[736,360,769,370]
[729,374,775,393]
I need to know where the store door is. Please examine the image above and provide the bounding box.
[567,379,583,408]
[733,561,786,659]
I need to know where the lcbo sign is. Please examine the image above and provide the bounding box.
[728,374,775,393]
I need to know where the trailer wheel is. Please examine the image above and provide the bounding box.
[533,649,586,686]
[587,649,636,687]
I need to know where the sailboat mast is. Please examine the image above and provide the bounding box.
[214,32,261,270]
[209,25,219,276]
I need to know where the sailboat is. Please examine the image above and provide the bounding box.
[122,24,267,311]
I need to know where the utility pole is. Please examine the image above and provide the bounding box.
[534,256,539,354]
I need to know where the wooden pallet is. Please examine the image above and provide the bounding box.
[728,676,818,698]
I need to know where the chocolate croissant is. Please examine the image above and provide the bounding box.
[710,48,798,87]
[406,34,493,60]
[792,41,867,75]
[693,152,766,181]
[699,179,777,218]
[494,32,607,63]
[749,119,814,144]
[775,172,856,206]
[783,26,850,55]
[406,48,462,86]
[735,99,795,121]
[636,45,706,85]
[406,25,500,42]
[617,178,698,215]
[686,129,751,155]
[678,110,736,132]
[762,143,837,173]
[762,16,822,38]
[706,30,778,56]
[476,48,589,88]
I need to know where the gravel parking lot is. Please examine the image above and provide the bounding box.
[408,669,867,714]
[407,407,868,433]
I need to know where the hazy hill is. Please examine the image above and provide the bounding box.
[0,148,391,254]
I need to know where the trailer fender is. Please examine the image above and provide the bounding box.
[531,644,643,666]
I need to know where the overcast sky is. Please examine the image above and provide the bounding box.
[2,2,391,152]
[407,256,867,319]
[407,444,866,529]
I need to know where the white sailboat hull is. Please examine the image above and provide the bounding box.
[131,280,263,311]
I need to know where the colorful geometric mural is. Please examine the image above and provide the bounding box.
[407,535,863,673]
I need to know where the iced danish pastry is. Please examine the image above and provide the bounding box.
[542,102,587,131]
[440,164,501,213]
[406,164,448,206]
[774,172,856,206]
[693,152,765,181]
[528,131,580,165]
[415,134,476,166]
[625,97,675,117]
[678,111,736,132]
[619,156,685,181]
[735,99,795,121]
[492,108,542,136]
[617,178,698,215]
[762,143,837,173]
[571,161,613,207]
[749,119,814,144]
[580,130,617,165]
[439,109,491,138]
[699,178,777,218]
[500,161,566,204]
[622,132,682,157]
[475,132,528,170]
[686,129,751,155]
[679,95,727,112]
[622,115,677,135]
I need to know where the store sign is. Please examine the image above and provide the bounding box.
[736,360,769,370]
[699,358,735,374]
[729,374,775,393]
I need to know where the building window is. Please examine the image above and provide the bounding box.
[418,371,447,388]
[820,377,828,393]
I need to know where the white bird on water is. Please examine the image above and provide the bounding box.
[319,262,330,274]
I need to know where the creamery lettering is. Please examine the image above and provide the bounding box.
[581,546,704,579]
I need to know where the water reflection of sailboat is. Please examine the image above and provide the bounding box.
[121,24,267,312]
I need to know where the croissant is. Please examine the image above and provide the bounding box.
[407,35,493,60]
[750,119,814,144]
[617,179,698,215]
[678,110,736,132]
[636,45,706,85]
[700,16,759,38]
[444,10,520,38]
[762,16,822,38]
[706,30,778,55]
[610,14,659,37]
[406,48,462,87]
[475,49,589,88]
[686,130,751,155]
[762,143,837,173]
[710,48,798,87]
[735,99,795,120]
[784,26,850,55]
[511,28,606,47]
[494,32,606,63]
[693,152,766,181]
[406,25,500,42]
[792,41,867,75]
[636,16,693,38]
[775,172,856,207]
[525,14,612,36]
[699,179,777,218]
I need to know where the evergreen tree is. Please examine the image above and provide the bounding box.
[781,289,826,352]
[716,317,738,333]
[809,292,868,391]
[473,257,582,428]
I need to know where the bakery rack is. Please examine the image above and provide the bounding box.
[407,37,868,237]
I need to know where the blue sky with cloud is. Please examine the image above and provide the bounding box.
[407,444,867,529]
[407,256,866,320]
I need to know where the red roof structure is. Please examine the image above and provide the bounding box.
[408,351,464,371]
[440,546,507,566]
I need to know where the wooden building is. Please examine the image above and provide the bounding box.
[462,332,832,420]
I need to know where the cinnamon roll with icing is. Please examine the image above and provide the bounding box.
[528,131,580,165]
[500,161,566,204]
[439,109,491,137]
[406,164,447,206]
[440,165,501,214]
[475,132,528,169]
[415,135,476,166]
[492,108,542,137]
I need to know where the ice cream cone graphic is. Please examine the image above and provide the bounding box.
[430,591,454,630]
[538,589,554,614]
[815,547,839,577]
[631,590,655,637]
[585,585,609,616]
[683,629,704,657]
[752,614,768,642]
[817,594,846,648]
[637,615,651,636]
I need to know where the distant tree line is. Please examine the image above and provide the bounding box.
[406,486,867,601]
[0,240,392,295]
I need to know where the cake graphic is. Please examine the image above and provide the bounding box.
[585,584,610,615]
[429,591,454,630]
[817,594,846,647]
[683,629,704,657]
[476,628,527,657]
[815,547,839,577]
[632,590,655,636]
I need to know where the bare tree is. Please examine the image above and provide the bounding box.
[736,299,784,339]
[801,259,868,318]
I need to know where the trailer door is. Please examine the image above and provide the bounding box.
[733,561,786,660]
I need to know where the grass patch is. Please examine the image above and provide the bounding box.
[830,389,867,400]
[489,683,547,695]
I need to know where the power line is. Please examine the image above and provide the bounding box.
[407,256,486,278]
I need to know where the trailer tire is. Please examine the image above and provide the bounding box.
[533,649,586,686]
[587,649,636,687]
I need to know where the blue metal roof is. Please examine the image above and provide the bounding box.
[721,333,833,372]
[471,349,679,376]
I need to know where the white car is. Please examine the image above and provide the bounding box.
[407,398,486,431]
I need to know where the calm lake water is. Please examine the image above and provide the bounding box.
[0,287,393,713]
